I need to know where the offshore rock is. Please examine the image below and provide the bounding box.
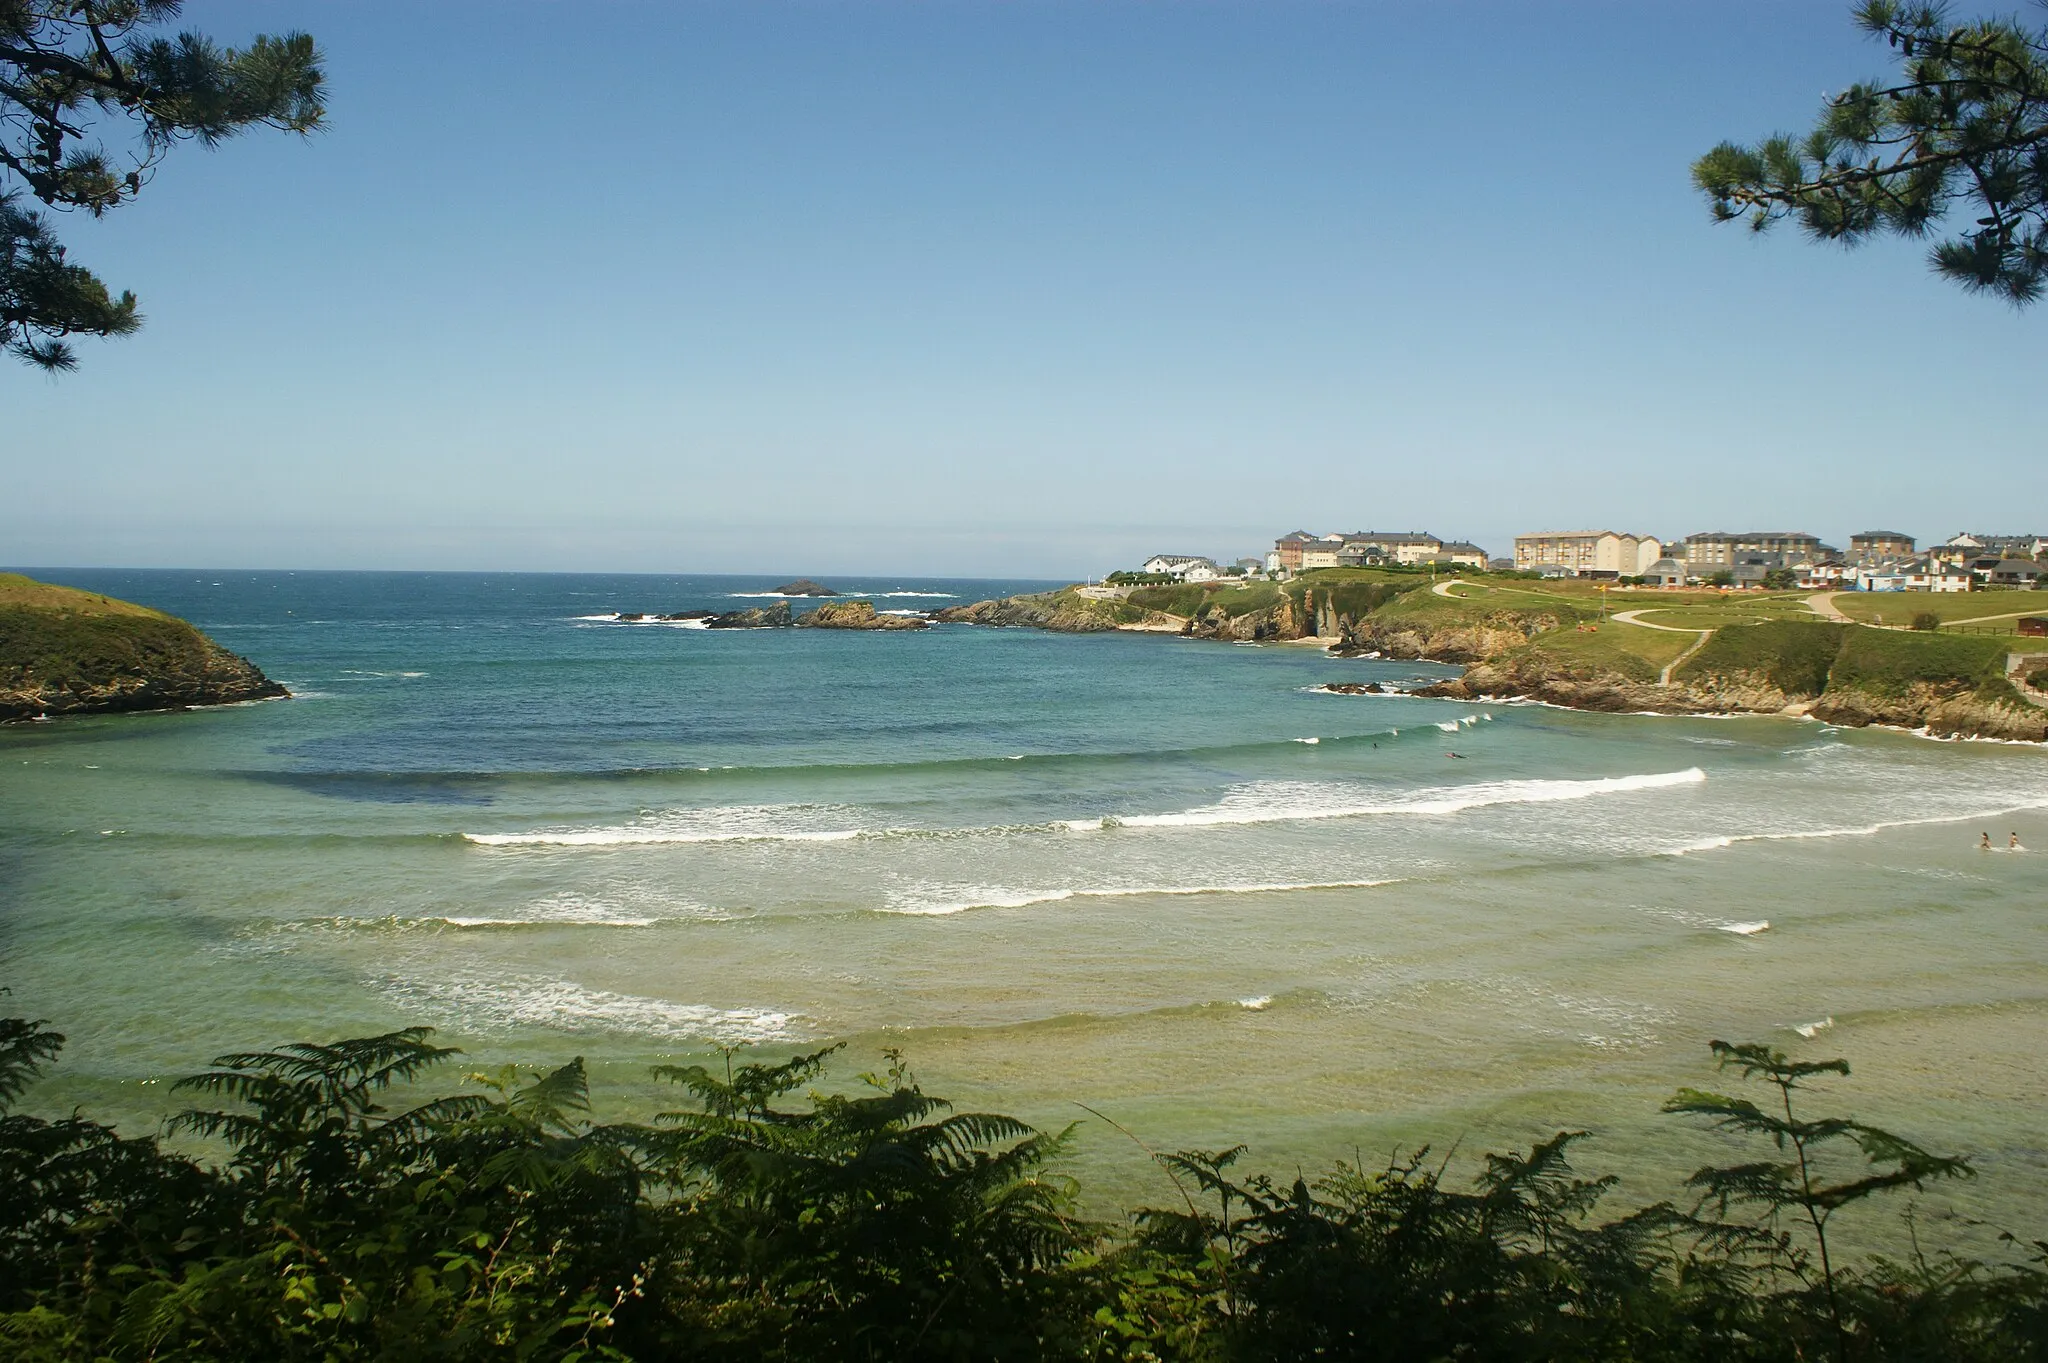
[934,592,1178,633]
[1,575,288,720]
[705,601,794,629]
[772,579,838,596]
[794,600,929,630]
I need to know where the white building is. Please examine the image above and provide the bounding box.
[1141,554,1221,582]
[1856,560,1972,593]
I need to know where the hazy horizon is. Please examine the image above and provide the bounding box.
[5,2,2039,577]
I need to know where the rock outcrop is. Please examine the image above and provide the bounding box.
[794,600,928,630]
[772,579,838,597]
[704,602,794,629]
[934,592,1179,633]
[0,574,287,720]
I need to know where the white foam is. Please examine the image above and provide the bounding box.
[1072,769,1706,831]
[1435,721,1461,732]
[1794,1016,1834,1038]
[1663,799,2048,858]
[1237,995,1273,1010]
[1720,921,1771,936]
[882,877,1403,917]
[1294,737,1321,745]
[379,972,800,1045]
[465,803,869,848]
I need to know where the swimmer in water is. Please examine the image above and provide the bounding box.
[1981,832,1993,850]
[2012,832,2025,851]
[1446,752,1467,759]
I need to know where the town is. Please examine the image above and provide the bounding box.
[1118,528,2048,592]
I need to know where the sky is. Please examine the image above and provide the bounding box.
[2,1,2040,578]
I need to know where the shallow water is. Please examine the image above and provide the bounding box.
[4,569,2046,1243]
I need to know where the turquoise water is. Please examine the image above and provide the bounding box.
[5,569,2048,1237]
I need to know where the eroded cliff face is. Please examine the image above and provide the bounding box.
[1180,594,1305,641]
[1810,682,2048,742]
[1348,613,1563,665]
[1423,658,2047,740]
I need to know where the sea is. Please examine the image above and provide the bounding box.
[4,569,2047,1243]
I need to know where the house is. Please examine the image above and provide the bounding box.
[1141,554,1221,582]
[1859,559,1972,593]
[1796,562,1853,589]
[1684,531,1833,569]
[1931,532,2046,566]
[1848,531,1915,566]
[1971,557,2044,588]
[1439,541,1489,569]
[1644,557,1689,587]
[1512,531,1662,577]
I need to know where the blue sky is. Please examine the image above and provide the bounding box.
[4,1,2039,577]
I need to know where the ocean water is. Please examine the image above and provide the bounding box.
[5,569,2048,1239]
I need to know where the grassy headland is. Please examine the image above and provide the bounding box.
[0,573,286,720]
[943,571,2048,740]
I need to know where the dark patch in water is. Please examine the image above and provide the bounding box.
[240,770,499,806]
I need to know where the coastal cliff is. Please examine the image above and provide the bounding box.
[944,572,2048,743]
[0,574,287,720]
[1421,619,2047,741]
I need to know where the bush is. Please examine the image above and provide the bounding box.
[1912,611,1942,631]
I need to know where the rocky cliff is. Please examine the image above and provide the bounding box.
[0,575,287,721]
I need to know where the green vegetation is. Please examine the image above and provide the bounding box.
[1831,591,2042,627]
[1696,0,2048,304]
[1912,612,1943,632]
[0,574,283,718]
[6,1010,2048,1361]
[1676,621,1849,695]
[1828,627,2015,700]
[2,5,325,368]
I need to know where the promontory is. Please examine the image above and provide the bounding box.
[0,574,287,720]
[935,573,2048,742]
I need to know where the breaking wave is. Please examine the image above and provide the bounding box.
[880,878,1405,917]
[376,971,800,1044]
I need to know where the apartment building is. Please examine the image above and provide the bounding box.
[1847,531,1915,566]
[1682,531,1832,568]
[1512,531,1662,577]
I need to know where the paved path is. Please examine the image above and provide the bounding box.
[1804,591,1850,622]
[1432,579,1472,598]
[1610,608,1715,685]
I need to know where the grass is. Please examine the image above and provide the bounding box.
[0,605,215,691]
[1826,628,2015,700]
[1829,589,2048,627]
[0,573,167,618]
[1674,621,1848,694]
[1513,625,1688,681]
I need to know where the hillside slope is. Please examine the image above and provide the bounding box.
[0,575,287,720]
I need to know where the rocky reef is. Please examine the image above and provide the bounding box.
[794,600,928,630]
[772,579,837,596]
[933,591,1179,633]
[0,574,287,721]
[704,602,795,629]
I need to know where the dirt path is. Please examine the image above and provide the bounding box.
[1431,579,1471,598]
[1804,591,1850,622]
[2008,654,2048,709]
[1610,608,1714,685]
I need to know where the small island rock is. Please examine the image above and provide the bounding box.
[772,579,838,597]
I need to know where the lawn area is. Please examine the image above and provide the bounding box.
[1620,599,1817,629]
[1522,622,1692,678]
[1829,590,2048,627]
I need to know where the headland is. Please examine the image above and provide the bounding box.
[938,570,2048,742]
[0,573,287,720]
